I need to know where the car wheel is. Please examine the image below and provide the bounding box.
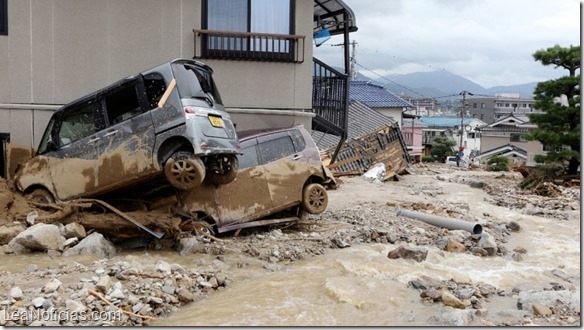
[205,155,238,185]
[164,151,205,190]
[301,183,328,214]
[28,188,55,204]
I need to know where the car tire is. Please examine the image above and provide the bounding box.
[301,183,328,214]
[205,155,239,186]
[28,188,55,204]
[164,151,205,191]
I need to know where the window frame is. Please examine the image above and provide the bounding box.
[0,0,7,36]
[201,0,296,61]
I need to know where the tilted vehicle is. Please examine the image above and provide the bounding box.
[15,59,240,202]
[180,125,335,234]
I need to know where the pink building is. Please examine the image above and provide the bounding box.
[402,118,426,162]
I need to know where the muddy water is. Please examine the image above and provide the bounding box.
[151,173,580,326]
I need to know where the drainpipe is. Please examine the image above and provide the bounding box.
[396,209,483,235]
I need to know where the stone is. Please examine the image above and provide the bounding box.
[161,285,176,295]
[148,297,164,305]
[209,277,219,288]
[332,238,351,249]
[478,233,497,256]
[506,221,521,232]
[215,272,227,286]
[43,279,62,293]
[95,275,112,294]
[444,239,467,253]
[65,299,87,313]
[409,280,427,290]
[62,233,116,258]
[62,223,87,239]
[454,288,476,300]
[0,191,14,211]
[512,253,523,262]
[109,288,125,300]
[532,303,552,316]
[177,288,194,303]
[387,246,428,262]
[517,290,580,312]
[32,297,45,308]
[132,303,144,314]
[551,269,571,282]
[0,225,25,245]
[9,287,23,300]
[420,288,442,301]
[63,237,79,249]
[11,224,65,252]
[468,181,485,189]
[175,237,201,256]
[513,246,527,254]
[475,308,488,317]
[441,291,467,309]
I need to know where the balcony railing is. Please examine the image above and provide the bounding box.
[311,58,348,136]
[193,29,305,63]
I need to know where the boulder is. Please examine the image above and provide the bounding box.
[444,239,467,253]
[532,303,552,316]
[63,233,116,258]
[0,225,25,245]
[441,291,467,309]
[11,224,65,252]
[506,221,521,232]
[517,290,580,312]
[43,279,62,293]
[177,288,194,303]
[65,299,87,314]
[95,275,112,294]
[62,223,86,239]
[387,246,428,262]
[478,233,497,256]
[9,287,23,300]
[175,237,201,256]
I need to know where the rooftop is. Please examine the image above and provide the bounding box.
[419,116,477,128]
[349,81,413,109]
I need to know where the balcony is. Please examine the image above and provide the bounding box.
[311,58,348,137]
[193,29,305,63]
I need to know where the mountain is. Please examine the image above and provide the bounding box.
[358,70,537,99]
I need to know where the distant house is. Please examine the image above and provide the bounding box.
[349,81,413,128]
[401,118,426,162]
[475,113,545,166]
[467,93,540,124]
[419,116,486,158]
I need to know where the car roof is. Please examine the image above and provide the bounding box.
[237,126,304,141]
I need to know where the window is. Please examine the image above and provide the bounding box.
[259,135,295,164]
[238,145,260,169]
[290,129,306,152]
[481,103,485,108]
[57,102,98,147]
[473,103,477,109]
[510,133,526,142]
[104,83,143,125]
[144,73,167,110]
[203,0,294,61]
[0,0,7,35]
[467,132,476,139]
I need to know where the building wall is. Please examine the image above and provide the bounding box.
[480,132,544,166]
[0,0,314,147]
[375,108,402,128]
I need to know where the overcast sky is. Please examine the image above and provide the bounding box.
[313,0,581,88]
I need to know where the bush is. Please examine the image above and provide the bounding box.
[422,156,439,163]
[487,155,509,172]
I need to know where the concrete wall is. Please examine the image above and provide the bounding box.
[480,132,545,166]
[376,108,402,128]
[0,0,315,148]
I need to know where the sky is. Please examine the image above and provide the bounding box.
[313,0,581,88]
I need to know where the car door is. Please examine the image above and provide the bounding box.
[213,138,272,226]
[260,131,310,211]
[92,78,157,193]
[47,99,102,199]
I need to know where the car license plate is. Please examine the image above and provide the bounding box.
[209,116,224,128]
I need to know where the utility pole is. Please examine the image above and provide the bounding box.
[458,90,474,151]
[330,40,358,80]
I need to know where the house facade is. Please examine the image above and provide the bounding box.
[0,0,357,178]
[419,116,486,159]
[476,114,545,167]
[468,93,540,124]
[348,81,413,129]
[401,118,426,162]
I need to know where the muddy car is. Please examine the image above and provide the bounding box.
[180,125,334,234]
[15,59,240,202]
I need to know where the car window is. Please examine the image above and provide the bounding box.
[104,83,143,125]
[258,135,295,165]
[56,102,97,147]
[37,116,57,154]
[171,63,223,105]
[144,73,167,110]
[290,129,306,152]
[237,145,260,169]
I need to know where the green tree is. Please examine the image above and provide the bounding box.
[431,136,456,160]
[525,45,581,175]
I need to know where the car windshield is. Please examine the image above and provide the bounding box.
[171,63,223,105]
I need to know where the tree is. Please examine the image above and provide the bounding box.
[431,136,456,160]
[525,45,581,175]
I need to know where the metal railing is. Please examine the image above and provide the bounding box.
[311,57,348,136]
[193,29,305,63]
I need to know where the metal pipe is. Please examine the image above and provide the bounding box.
[396,209,483,235]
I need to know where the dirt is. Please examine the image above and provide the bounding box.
[0,163,580,326]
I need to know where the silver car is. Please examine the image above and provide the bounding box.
[15,59,240,202]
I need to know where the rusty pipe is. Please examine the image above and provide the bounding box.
[396,209,483,235]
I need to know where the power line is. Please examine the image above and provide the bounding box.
[354,62,429,98]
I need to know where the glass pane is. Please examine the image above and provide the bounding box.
[259,136,295,164]
[251,0,290,52]
[57,103,96,147]
[208,0,248,51]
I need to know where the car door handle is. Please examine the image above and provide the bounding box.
[104,130,118,137]
[250,170,262,178]
[88,137,100,144]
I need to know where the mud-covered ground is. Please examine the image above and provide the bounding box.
[0,163,580,326]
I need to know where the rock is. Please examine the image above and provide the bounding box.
[332,238,351,249]
[156,260,171,275]
[532,303,552,316]
[469,181,485,189]
[177,288,194,303]
[387,246,428,262]
[32,297,45,308]
[47,249,61,258]
[475,308,488,317]
[109,288,125,300]
[9,287,23,300]
[43,279,62,293]
[62,223,86,239]
[441,291,467,309]
[444,239,467,253]
[478,233,497,256]
[148,297,164,305]
[96,275,112,294]
[454,288,475,300]
[5,241,30,255]
[11,224,65,252]
[524,207,543,216]
[175,237,201,256]
[65,299,86,313]
[506,221,521,232]
[0,190,14,210]
[215,272,227,286]
[420,288,442,301]
[409,280,427,290]
[517,290,580,312]
[209,277,219,288]
[161,285,176,295]
[512,253,523,262]
[0,225,25,245]
[551,268,571,282]
[63,233,116,258]
[513,246,527,254]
